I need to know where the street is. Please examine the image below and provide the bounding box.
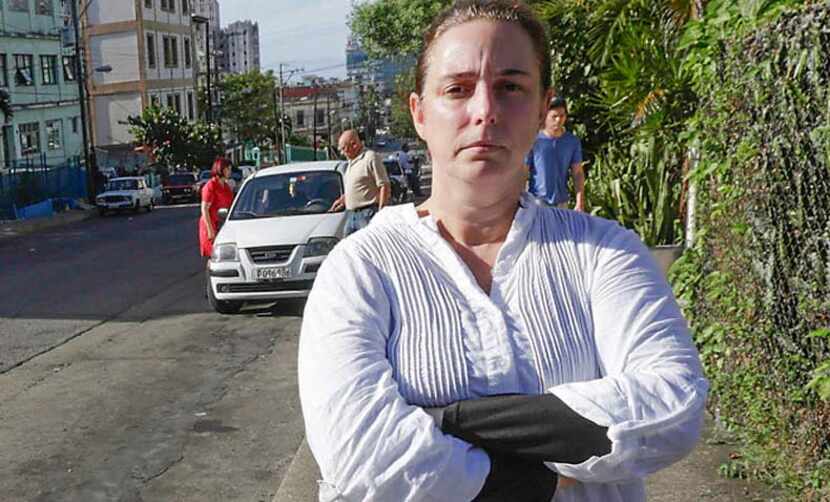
[0,206,305,502]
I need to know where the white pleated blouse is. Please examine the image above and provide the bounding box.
[298,193,709,502]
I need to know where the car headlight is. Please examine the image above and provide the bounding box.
[305,237,338,258]
[211,242,239,262]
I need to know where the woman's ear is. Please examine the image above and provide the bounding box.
[410,92,427,141]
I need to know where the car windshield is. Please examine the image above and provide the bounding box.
[108,179,138,191]
[383,160,402,176]
[168,174,195,185]
[230,171,343,220]
[199,170,211,181]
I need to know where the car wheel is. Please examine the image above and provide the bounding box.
[147,199,154,212]
[206,272,242,315]
[133,200,140,213]
[98,208,107,216]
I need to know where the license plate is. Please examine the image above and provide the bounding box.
[256,266,291,281]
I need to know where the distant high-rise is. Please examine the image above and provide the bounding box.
[219,20,259,75]
[193,0,221,84]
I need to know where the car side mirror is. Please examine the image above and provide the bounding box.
[217,208,229,221]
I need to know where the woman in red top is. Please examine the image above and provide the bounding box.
[199,157,234,257]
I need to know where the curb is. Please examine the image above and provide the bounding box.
[272,439,320,502]
[0,209,97,242]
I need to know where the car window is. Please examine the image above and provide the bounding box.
[230,171,343,220]
[108,179,138,191]
[199,171,211,181]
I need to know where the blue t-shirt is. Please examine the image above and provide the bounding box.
[525,131,583,205]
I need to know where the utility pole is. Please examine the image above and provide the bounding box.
[271,87,280,164]
[312,81,318,161]
[325,90,331,160]
[70,0,96,203]
[277,63,303,164]
[278,64,286,164]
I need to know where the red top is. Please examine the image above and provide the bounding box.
[198,177,234,257]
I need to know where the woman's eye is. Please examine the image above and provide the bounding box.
[445,85,469,97]
[500,81,523,92]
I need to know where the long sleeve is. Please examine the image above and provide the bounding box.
[298,243,490,502]
[546,222,708,483]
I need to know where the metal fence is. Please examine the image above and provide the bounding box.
[0,155,88,220]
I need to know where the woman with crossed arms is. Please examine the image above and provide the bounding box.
[298,1,708,500]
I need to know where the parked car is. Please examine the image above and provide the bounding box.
[196,169,212,197]
[95,176,155,215]
[206,160,348,314]
[162,172,199,204]
[382,158,412,205]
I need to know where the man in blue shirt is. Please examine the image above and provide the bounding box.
[525,97,586,211]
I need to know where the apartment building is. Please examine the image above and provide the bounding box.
[219,20,259,75]
[0,0,82,169]
[83,0,197,157]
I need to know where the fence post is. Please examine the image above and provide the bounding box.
[685,148,699,250]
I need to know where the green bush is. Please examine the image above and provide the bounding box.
[671,2,830,498]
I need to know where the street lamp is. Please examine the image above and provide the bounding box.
[191,14,212,123]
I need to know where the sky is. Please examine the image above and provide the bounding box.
[219,0,352,80]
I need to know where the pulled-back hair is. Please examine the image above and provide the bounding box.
[210,157,231,178]
[414,0,550,96]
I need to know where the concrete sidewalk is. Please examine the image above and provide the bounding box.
[272,415,781,502]
[0,207,96,242]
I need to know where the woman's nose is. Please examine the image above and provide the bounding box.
[469,83,497,126]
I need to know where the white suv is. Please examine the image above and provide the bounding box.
[206,161,348,314]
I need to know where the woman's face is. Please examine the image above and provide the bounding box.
[410,20,549,196]
[221,166,231,179]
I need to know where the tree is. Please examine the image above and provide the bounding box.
[389,68,418,140]
[0,89,12,122]
[218,70,282,147]
[350,0,449,59]
[128,106,222,169]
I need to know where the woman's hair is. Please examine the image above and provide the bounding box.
[210,157,231,178]
[414,0,550,96]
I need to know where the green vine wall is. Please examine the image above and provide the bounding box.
[671,3,830,498]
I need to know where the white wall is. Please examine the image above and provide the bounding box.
[94,93,142,146]
[87,0,136,25]
[90,32,140,85]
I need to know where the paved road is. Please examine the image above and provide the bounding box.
[0,206,305,502]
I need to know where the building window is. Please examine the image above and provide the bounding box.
[163,36,179,68]
[174,94,182,115]
[0,55,7,87]
[62,56,76,81]
[14,54,34,86]
[184,38,191,69]
[187,91,194,120]
[146,34,156,68]
[181,0,188,14]
[71,116,79,134]
[45,120,62,150]
[144,0,152,8]
[160,0,174,12]
[315,108,325,126]
[150,95,160,107]
[9,0,28,12]
[35,0,53,15]
[40,55,58,85]
[19,122,40,155]
[296,110,304,128]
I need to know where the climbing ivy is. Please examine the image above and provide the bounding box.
[671,2,830,497]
